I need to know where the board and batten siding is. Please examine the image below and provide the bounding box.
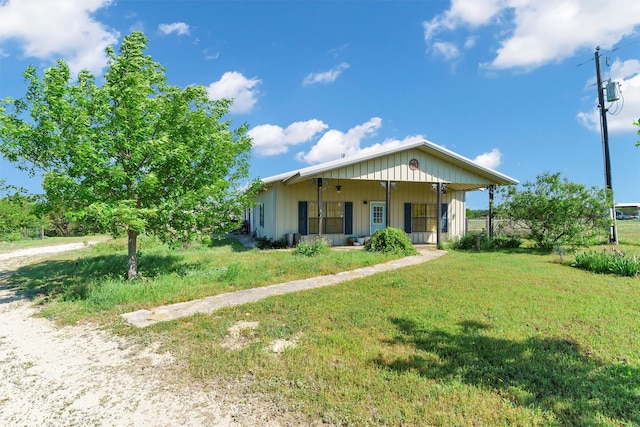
[256,179,469,245]
[313,148,490,185]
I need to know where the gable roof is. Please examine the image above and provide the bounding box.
[261,139,518,189]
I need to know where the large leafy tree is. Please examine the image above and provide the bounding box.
[497,172,612,249]
[0,32,258,279]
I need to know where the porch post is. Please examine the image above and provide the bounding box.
[436,182,442,249]
[488,185,495,241]
[386,179,391,228]
[317,178,323,237]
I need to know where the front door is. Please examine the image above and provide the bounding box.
[370,202,386,235]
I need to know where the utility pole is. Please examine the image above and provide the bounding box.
[595,46,618,244]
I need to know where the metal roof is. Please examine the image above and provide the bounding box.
[261,139,518,187]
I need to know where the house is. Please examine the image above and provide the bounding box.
[252,139,518,246]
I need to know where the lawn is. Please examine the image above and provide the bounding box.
[4,225,640,425]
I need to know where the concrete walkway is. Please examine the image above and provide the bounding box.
[122,248,447,328]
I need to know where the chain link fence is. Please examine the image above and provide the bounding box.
[0,227,45,242]
[466,217,529,237]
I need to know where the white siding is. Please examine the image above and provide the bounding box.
[257,179,470,245]
[318,149,492,185]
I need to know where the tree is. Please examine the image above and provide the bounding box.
[635,118,639,146]
[0,181,40,240]
[497,172,611,250]
[0,31,259,279]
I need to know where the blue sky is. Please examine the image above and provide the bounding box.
[0,0,639,209]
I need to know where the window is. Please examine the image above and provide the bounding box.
[405,203,448,233]
[372,205,384,225]
[411,204,437,232]
[259,204,264,227]
[308,201,344,234]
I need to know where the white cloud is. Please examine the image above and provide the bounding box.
[248,120,328,157]
[464,36,477,49]
[357,135,427,158]
[206,71,261,114]
[0,0,119,74]
[432,42,460,60]
[159,22,190,36]
[203,49,219,60]
[303,62,350,86]
[296,117,384,164]
[474,148,502,169]
[577,59,640,133]
[424,0,503,42]
[424,0,640,71]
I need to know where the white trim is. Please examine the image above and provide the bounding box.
[261,139,518,186]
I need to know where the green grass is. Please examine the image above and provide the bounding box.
[4,225,640,425]
[159,249,640,426]
[617,220,640,247]
[2,235,402,324]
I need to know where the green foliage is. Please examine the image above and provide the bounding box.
[466,208,489,219]
[0,31,258,278]
[492,235,523,249]
[498,172,611,250]
[256,236,289,250]
[451,231,489,250]
[293,238,330,257]
[364,227,418,255]
[573,248,640,277]
[451,232,522,251]
[0,183,44,240]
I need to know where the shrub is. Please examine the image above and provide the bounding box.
[451,232,521,251]
[256,236,289,250]
[451,232,488,250]
[293,237,330,257]
[492,235,523,249]
[498,172,611,250]
[365,227,418,256]
[572,248,640,277]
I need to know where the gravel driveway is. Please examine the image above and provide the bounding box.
[0,241,303,426]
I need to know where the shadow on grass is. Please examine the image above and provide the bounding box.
[0,252,199,303]
[209,236,251,252]
[375,318,639,425]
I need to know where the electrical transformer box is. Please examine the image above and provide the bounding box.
[606,81,620,102]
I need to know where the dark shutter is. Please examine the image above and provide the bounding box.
[298,201,308,235]
[344,202,353,235]
[441,203,448,233]
[404,203,412,233]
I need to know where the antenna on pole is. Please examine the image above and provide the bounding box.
[595,46,618,244]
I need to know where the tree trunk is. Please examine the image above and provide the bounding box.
[127,229,138,280]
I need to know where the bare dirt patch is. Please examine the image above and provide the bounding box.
[0,241,311,426]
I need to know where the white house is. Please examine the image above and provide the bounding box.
[252,140,518,246]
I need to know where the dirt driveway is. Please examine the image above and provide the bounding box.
[0,241,304,426]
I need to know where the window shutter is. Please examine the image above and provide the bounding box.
[298,201,308,235]
[344,202,353,235]
[441,203,448,233]
[404,203,412,233]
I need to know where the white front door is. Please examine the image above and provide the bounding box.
[370,202,386,235]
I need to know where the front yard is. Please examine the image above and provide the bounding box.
[4,222,640,425]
